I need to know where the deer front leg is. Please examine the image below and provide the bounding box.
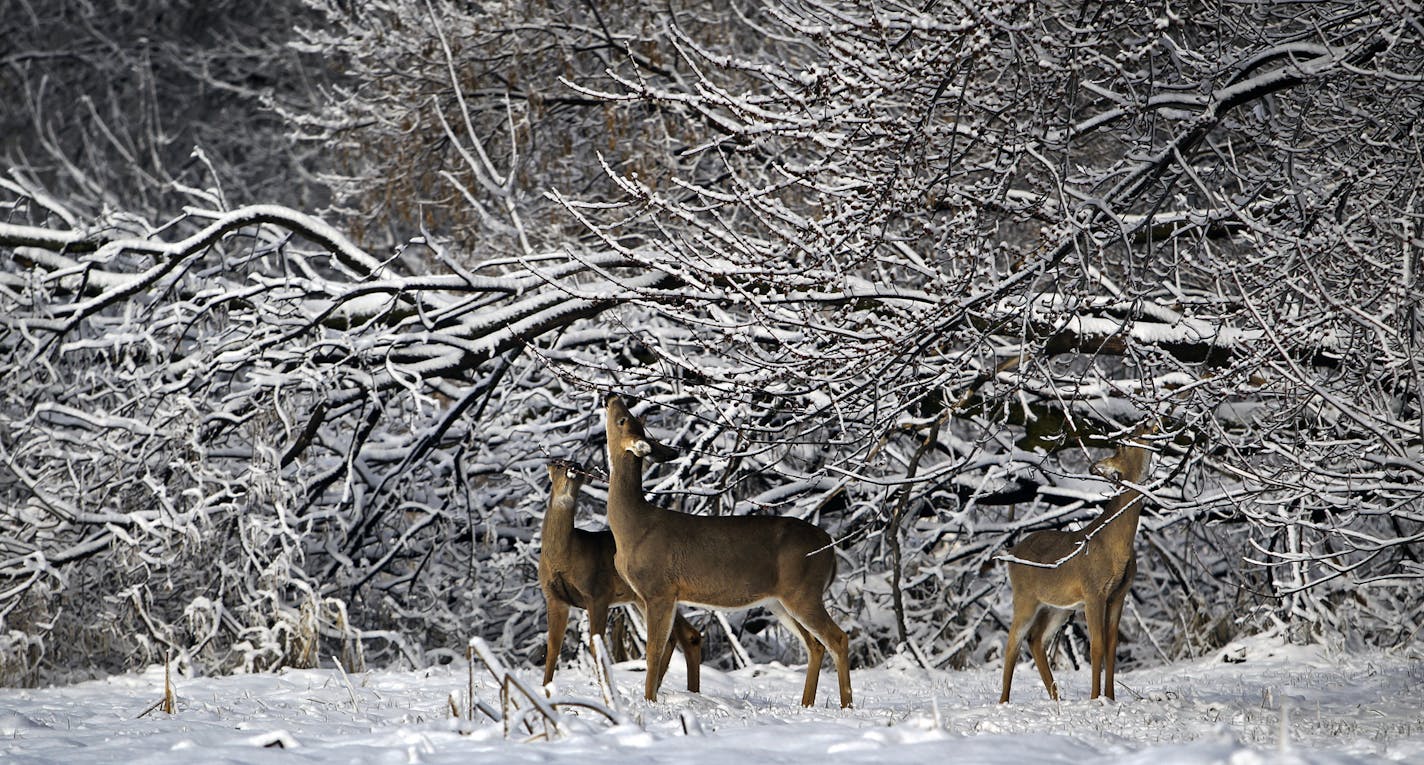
[653,621,677,689]
[654,612,702,691]
[1083,595,1108,700]
[1103,562,1135,701]
[671,613,702,693]
[1103,593,1126,701]
[641,597,676,702]
[543,593,570,687]
[587,598,611,664]
[629,601,687,691]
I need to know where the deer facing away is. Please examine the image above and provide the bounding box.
[602,394,852,708]
[999,429,1155,703]
[538,459,702,691]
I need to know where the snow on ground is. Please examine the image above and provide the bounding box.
[3,634,1421,764]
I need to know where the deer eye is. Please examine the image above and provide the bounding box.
[617,417,627,426]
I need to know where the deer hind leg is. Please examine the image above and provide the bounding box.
[641,597,677,702]
[543,593,570,687]
[767,601,823,706]
[1000,595,1039,703]
[778,595,852,709]
[1027,607,1070,701]
[671,612,702,693]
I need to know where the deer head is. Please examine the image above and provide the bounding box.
[1090,428,1154,484]
[604,393,679,463]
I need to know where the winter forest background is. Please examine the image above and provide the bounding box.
[1,0,1421,688]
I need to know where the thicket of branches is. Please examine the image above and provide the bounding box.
[2,0,1421,686]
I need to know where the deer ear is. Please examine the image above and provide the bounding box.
[644,436,679,463]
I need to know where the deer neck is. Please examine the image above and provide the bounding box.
[606,451,658,535]
[1083,486,1145,561]
[1084,440,1152,555]
[541,494,578,556]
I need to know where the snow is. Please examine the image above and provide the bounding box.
[3,634,1420,764]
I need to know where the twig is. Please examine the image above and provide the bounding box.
[712,611,752,668]
[163,650,176,714]
[680,710,704,736]
[467,642,476,720]
[591,634,624,716]
[471,636,624,739]
[139,651,177,718]
[472,637,561,739]
[333,655,362,715]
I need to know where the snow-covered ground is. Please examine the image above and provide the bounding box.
[3,634,1421,764]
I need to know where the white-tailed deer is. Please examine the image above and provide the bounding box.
[538,459,702,691]
[603,394,852,708]
[999,427,1155,703]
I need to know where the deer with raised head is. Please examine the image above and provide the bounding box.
[999,427,1155,703]
[603,394,852,708]
[538,459,702,691]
